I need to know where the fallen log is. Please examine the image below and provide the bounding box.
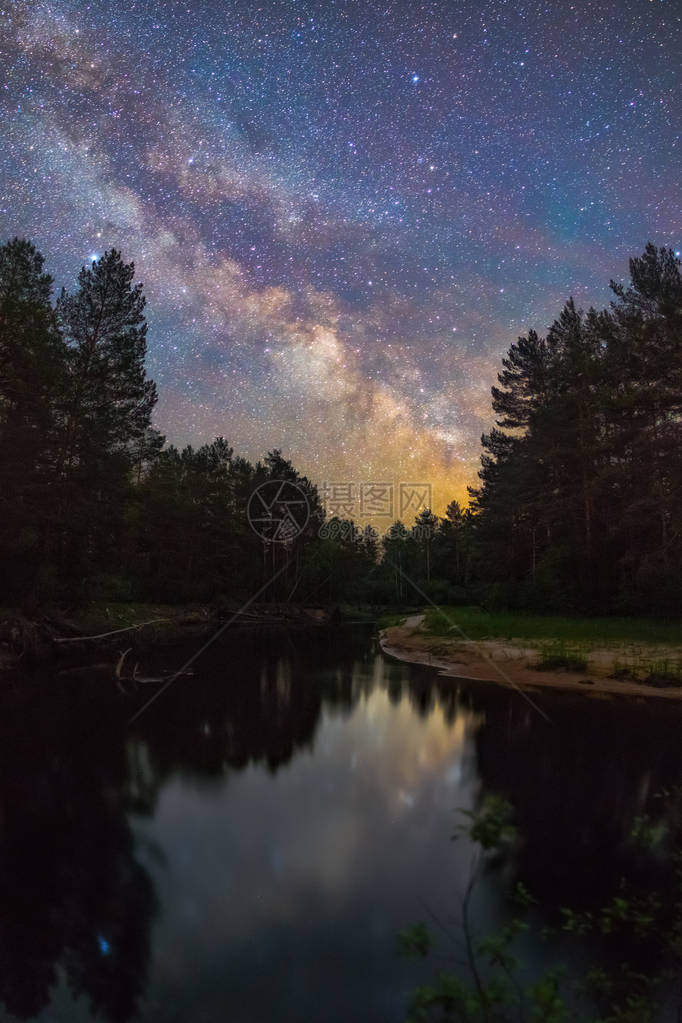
[115,648,193,686]
[56,648,194,693]
[53,618,171,643]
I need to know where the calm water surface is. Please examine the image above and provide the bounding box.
[2,627,682,1022]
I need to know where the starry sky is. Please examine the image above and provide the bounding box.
[1,0,680,517]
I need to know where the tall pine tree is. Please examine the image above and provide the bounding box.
[57,250,157,473]
[55,251,158,593]
[0,239,67,599]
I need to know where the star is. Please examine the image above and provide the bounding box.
[0,0,677,519]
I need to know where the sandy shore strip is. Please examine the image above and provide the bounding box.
[379,615,682,701]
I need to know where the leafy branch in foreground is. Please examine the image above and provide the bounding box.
[401,791,682,1022]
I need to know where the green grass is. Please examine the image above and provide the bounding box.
[376,613,408,629]
[535,642,588,673]
[423,606,682,646]
[640,659,682,687]
[36,602,212,636]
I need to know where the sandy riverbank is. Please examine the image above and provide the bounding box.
[379,615,682,701]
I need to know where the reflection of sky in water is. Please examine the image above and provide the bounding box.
[127,661,486,1022]
[14,638,682,1022]
[11,620,682,1023]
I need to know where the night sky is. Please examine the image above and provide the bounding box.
[2,0,680,515]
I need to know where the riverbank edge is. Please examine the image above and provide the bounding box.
[379,616,682,701]
[0,602,342,672]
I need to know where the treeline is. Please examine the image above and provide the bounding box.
[2,238,679,614]
[0,238,466,608]
[468,243,682,614]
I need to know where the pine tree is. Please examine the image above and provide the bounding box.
[437,499,464,581]
[0,239,67,598]
[57,250,157,475]
[491,328,554,429]
[415,508,439,583]
[469,245,682,613]
[0,239,65,453]
[54,251,158,593]
[607,245,682,602]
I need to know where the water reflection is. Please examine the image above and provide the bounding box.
[0,697,156,1023]
[472,688,682,911]
[0,628,681,1021]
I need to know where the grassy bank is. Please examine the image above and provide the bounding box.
[423,606,682,646]
[420,606,682,684]
[375,607,682,690]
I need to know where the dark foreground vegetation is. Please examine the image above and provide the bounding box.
[0,238,680,618]
[402,790,682,1022]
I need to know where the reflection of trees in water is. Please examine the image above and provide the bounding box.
[0,629,379,1021]
[132,646,323,782]
[469,686,682,911]
[0,627,489,1022]
[130,626,381,786]
[0,694,156,1023]
[389,663,480,726]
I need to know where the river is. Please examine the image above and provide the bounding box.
[1,625,681,1022]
